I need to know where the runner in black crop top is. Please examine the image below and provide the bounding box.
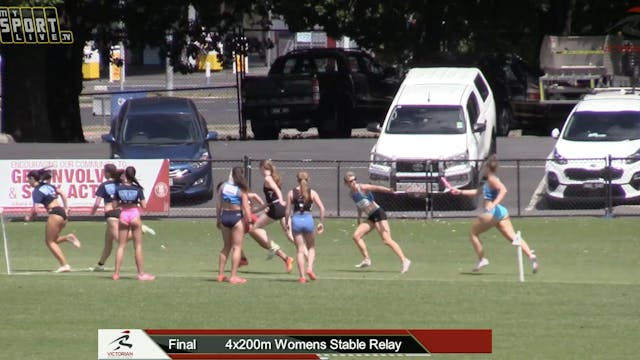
[26,169,80,273]
[292,188,313,213]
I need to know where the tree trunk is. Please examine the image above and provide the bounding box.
[1,43,86,143]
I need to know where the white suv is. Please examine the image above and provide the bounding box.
[368,67,496,194]
[545,89,640,203]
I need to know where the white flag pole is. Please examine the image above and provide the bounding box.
[1,208,12,275]
[514,231,524,282]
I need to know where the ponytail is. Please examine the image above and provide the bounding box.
[125,166,143,189]
[297,171,311,204]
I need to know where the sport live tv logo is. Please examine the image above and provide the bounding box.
[98,329,169,360]
[0,7,73,44]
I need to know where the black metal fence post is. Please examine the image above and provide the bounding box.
[516,159,521,216]
[336,161,341,217]
[605,155,613,218]
[243,155,252,188]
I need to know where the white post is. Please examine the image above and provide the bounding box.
[514,231,524,283]
[205,61,211,85]
[119,41,125,91]
[1,208,12,275]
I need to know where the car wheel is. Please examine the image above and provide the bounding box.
[497,106,513,136]
[251,119,279,140]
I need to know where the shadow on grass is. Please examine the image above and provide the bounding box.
[333,268,398,274]
[459,271,495,276]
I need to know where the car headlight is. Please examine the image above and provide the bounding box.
[444,151,469,168]
[552,148,567,165]
[371,153,392,167]
[626,148,640,164]
[191,151,210,169]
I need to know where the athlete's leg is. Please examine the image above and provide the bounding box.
[352,221,374,261]
[374,219,408,262]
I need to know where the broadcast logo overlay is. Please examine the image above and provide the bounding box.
[98,329,492,359]
[0,7,74,44]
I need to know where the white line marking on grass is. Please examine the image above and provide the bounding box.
[525,175,547,211]
[4,270,639,286]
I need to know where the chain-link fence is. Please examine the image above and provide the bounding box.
[167,157,640,219]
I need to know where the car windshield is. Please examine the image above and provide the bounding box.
[385,105,466,134]
[563,111,640,141]
[122,113,200,144]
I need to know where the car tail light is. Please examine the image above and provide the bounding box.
[312,77,320,105]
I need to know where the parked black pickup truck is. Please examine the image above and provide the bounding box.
[242,48,401,139]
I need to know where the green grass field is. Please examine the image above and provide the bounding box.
[1,217,639,359]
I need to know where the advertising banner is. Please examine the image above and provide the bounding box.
[0,159,170,216]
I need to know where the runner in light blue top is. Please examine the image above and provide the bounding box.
[448,155,539,274]
[343,171,411,274]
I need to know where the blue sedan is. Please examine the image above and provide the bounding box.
[102,97,217,201]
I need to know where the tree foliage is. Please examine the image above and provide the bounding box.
[270,0,638,65]
[0,0,263,142]
[2,0,640,142]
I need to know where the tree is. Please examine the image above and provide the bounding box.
[269,0,639,66]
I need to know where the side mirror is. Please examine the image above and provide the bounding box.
[367,122,382,133]
[473,123,487,133]
[206,131,218,141]
[101,134,115,143]
[551,128,560,139]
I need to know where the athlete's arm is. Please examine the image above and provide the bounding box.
[311,190,325,234]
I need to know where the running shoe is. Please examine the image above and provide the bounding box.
[285,257,294,273]
[298,277,307,283]
[472,258,490,272]
[531,254,539,274]
[112,273,120,281]
[141,224,156,235]
[216,274,228,282]
[229,276,247,284]
[54,264,71,273]
[67,234,81,248]
[401,259,411,274]
[91,264,105,272]
[137,273,156,281]
[306,270,317,280]
[239,257,249,267]
[355,258,372,268]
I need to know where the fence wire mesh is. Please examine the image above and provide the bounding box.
[165,157,640,219]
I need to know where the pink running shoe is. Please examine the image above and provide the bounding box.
[137,273,155,281]
[306,270,316,280]
[216,274,228,282]
[298,277,307,283]
[229,276,247,284]
[285,257,294,273]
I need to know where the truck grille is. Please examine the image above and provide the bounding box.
[396,161,439,173]
[564,167,623,181]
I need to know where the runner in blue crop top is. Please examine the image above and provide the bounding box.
[448,155,539,274]
[216,167,252,284]
[26,169,80,273]
[343,171,411,274]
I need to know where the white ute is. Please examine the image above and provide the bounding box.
[368,67,497,195]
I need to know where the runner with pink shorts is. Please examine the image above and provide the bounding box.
[112,166,155,281]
